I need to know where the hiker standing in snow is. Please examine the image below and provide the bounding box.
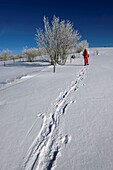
[82,48,89,66]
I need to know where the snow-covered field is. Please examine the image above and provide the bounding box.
[0,48,113,170]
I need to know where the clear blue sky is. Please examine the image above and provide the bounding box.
[0,0,113,54]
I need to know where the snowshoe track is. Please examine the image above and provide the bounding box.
[23,67,87,170]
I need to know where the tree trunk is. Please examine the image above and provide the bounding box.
[53,62,56,72]
[4,61,6,66]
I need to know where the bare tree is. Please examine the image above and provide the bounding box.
[22,47,41,62]
[1,49,12,66]
[36,15,80,72]
[76,40,89,53]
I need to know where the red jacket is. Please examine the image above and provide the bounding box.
[83,49,89,58]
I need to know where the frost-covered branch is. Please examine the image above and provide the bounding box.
[22,47,41,62]
[35,15,81,72]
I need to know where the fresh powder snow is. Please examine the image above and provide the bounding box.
[0,48,113,170]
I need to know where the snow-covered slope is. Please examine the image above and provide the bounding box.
[0,48,113,170]
[55,48,113,170]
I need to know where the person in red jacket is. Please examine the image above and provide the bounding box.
[82,48,89,65]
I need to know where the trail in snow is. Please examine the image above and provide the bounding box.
[23,66,88,170]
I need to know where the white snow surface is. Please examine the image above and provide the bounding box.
[0,48,113,170]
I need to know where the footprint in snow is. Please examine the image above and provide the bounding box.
[62,135,71,146]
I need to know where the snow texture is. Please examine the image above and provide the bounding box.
[0,48,113,170]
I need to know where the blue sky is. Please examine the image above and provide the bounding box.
[0,0,113,54]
